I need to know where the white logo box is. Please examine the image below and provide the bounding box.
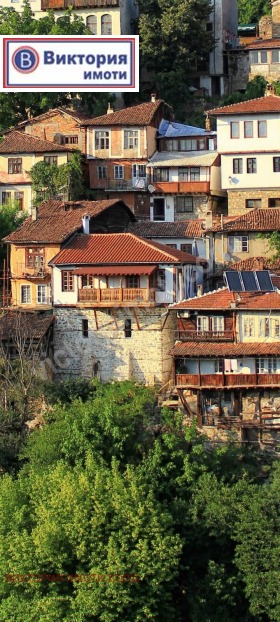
[1,35,139,92]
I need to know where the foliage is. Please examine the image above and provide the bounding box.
[29,150,84,203]
[238,0,271,24]
[0,200,27,268]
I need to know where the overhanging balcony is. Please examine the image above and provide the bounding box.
[176,330,234,342]
[41,0,119,9]
[152,181,210,194]
[101,179,149,192]
[176,373,280,389]
[78,287,156,306]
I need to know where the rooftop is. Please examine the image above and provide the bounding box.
[148,150,219,167]
[128,220,204,239]
[207,95,280,116]
[0,312,54,340]
[209,208,280,232]
[170,288,280,310]
[0,130,69,154]
[81,100,167,126]
[171,341,280,357]
[247,39,280,49]
[14,107,91,130]
[158,119,215,138]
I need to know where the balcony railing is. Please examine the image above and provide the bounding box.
[176,373,280,388]
[42,0,119,9]
[176,330,234,341]
[15,263,51,280]
[98,179,149,192]
[152,181,210,194]
[78,287,156,304]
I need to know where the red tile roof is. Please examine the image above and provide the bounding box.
[4,199,133,244]
[247,39,280,49]
[128,220,204,238]
[51,233,201,266]
[0,312,54,340]
[171,288,280,310]
[209,208,280,232]
[225,256,280,274]
[82,100,166,126]
[15,107,90,130]
[0,130,69,153]
[171,342,280,357]
[207,95,280,116]
[73,265,156,276]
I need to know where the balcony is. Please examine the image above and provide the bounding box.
[176,373,280,389]
[42,0,118,8]
[101,179,149,192]
[152,181,210,194]
[176,330,234,342]
[15,264,51,280]
[78,287,156,306]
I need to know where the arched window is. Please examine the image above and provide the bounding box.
[101,14,112,35]
[86,15,97,34]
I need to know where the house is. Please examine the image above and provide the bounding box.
[13,108,90,154]
[207,208,280,273]
[48,233,206,384]
[170,276,280,445]
[0,131,70,213]
[246,0,280,83]
[147,119,225,221]
[127,220,207,260]
[207,92,280,215]
[3,198,135,310]
[0,0,137,34]
[85,98,173,218]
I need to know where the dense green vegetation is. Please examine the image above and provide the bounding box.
[238,0,270,24]
[0,379,279,621]
[29,151,84,203]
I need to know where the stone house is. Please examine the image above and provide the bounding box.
[0,131,70,213]
[207,92,280,215]
[170,280,280,445]
[48,232,206,384]
[246,0,280,84]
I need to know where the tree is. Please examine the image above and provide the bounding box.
[29,151,84,203]
[238,0,271,24]
[0,199,27,268]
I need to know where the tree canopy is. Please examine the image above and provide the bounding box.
[238,0,271,24]
[29,151,84,203]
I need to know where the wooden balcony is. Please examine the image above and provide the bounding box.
[42,0,118,8]
[176,330,234,342]
[152,181,210,194]
[103,179,148,192]
[176,373,280,389]
[78,287,156,306]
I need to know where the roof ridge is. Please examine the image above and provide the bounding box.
[169,286,228,306]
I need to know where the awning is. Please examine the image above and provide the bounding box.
[73,265,157,276]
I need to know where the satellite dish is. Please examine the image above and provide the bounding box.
[148,184,155,193]
[135,178,145,188]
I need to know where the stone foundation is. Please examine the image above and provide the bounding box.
[228,189,280,215]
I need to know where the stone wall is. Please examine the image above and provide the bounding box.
[52,306,176,386]
[174,195,208,221]
[228,189,280,215]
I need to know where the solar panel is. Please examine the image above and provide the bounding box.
[255,270,274,292]
[241,271,259,291]
[224,271,243,292]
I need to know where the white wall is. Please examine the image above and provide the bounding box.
[217,113,280,153]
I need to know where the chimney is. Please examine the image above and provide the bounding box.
[82,213,90,234]
[31,206,38,221]
[205,113,211,131]
[107,102,114,114]
[151,93,156,103]
[265,84,276,96]
[197,284,203,297]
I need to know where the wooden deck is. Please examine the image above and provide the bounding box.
[176,373,280,389]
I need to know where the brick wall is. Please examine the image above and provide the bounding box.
[228,189,280,215]
[24,112,86,153]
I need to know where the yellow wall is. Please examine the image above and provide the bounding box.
[214,232,271,267]
[10,243,60,308]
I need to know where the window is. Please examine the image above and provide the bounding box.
[273,157,280,172]
[132,164,146,178]
[246,199,262,208]
[82,319,89,337]
[64,136,78,145]
[2,192,11,205]
[124,130,138,149]
[275,320,280,337]
[114,165,124,179]
[190,167,200,181]
[95,130,109,150]
[272,50,280,63]
[82,275,94,288]
[37,285,47,304]
[244,121,253,138]
[258,120,267,137]
[244,318,254,337]
[247,158,257,173]
[101,13,112,34]
[180,139,197,151]
[21,285,31,304]
[86,15,97,34]
[250,50,268,64]
[153,198,165,220]
[124,319,132,338]
[165,244,177,249]
[62,271,74,292]
[197,316,224,334]
[256,358,277,373]
[250,51,259,64]
[26,247,44,269]
[230,122,239,138]
[44,156,58,165]
[152,168,169,182]
[15,191,24,210]
[97,165,107,179]
[233,158,243,174]
[157,269,166,291]
[181,243,192,254]
[166,140,179,151]
[228,236,249,252]
[176,196,193,213]
[8,158,22,174]
[126,275,139,288]
[214,359,223,373]
[178,167,188,181]
[269,198,280,207]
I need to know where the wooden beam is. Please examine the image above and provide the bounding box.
[161,310,169,331]
[112,308,118,330]
[132,307,141,330]
[93,308,99,331]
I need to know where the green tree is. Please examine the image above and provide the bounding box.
[0,199,27,266]
[238,0,271,24]
[29,151,84,203]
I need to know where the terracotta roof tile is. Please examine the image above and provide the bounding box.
[247,39,280,49]
[82,100,166,126]
[0,312,54,340]
[171,342,280,357]
[209,208,280,232]
[127,220,204,239]
[223,256,280,274]
[15,107,91,129]
[207,95,280,116]
[0,130,69,154]
[171,288,280,310]
[51,233,201,265]
[4,199,133,244]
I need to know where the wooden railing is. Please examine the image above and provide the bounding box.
[176,373,280,388]
[78,288,156,303]
[176,330,234,341]
[42,0,118,8]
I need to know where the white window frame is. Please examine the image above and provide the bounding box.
[132,164,146,178]
[257,358,277,373]
[114,165,124,180]
[124,130,138,150]
[244,317,254,337]
[95,130,109,150]
[37,285,48,304]
[228,236,249,253]
[97,165,107,180]
[21,285,31,304]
